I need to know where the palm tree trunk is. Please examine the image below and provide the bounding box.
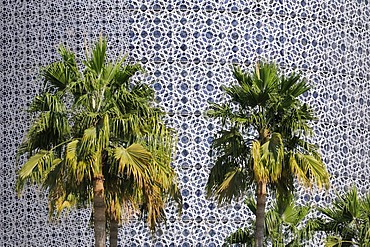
[93,176,106,247]
[255,181,267,247]
[109,218,118,247]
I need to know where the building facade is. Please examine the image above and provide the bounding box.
[1,0,370,246]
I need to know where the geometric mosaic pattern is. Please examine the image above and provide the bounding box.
[1,0,370,246]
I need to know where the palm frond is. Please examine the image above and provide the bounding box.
[314,187,370,246]
[18,93,70,154]
[111,63,142,91]
[225,227,254,246]
[97,114,110,150]
[84,36,107,76]
[254,62,279,95]
[42,62,73,91]
[226,196,313,246]
[74,112,99,136]
[41,158,63,190]
[16,150,55,193]
[295,218,320,243]
[112,144,152,187]
[260,133,284,182]
[360,193,370,221]
[41,45,79,92]
[245,196,257,214]
[101,60,124,87]
[29,92,67,112]
[206,128,252,201]
[78,127,97,158]
[214,167,251,204]
[265,208,282,239]
[207,102,234,126]
[324,236,355,247]
[290,152,330,190]
[280,72,310,97]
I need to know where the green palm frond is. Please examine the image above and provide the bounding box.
[215,167,250,204]
[253,62,279,95]
[281,203,309,226]
[65,140,78,163]
[360,194,370,242]
[225,227,254,246]
[265,209,282,239]
[101,60,124,86]
[283,103,315,137]
[229,63,279,109]
[206,127,252,201]
[360,193,370,215]
[17,150,53,180]
[29,92,67,112]
[293,138,321,158]
[245,196,257,214]
[315,187,370,246]
[84,36,107,76]
[58,45,78,69]
[18,92,70,154]
[74,112,99,135]
[41,46,79,91]
[41,158,63,190]
[359,221,370,244]
[16,150,55,193]
[296,219,320,243]
[21,112,67,151]
[42,62,73,91]
[325,236,355,247]
[64,140,93,183]
[130,82,155,100]
[113,63,142,89]
[112,144,152,187]
[226,196,313,246]
[280,72,310,97]
[207,102,234,125]
[290,152,330,190]
[79,127,97,154]
[97,114,110,150]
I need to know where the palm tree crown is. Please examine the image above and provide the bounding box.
[16,37,180,247]
[315,187,370,247]
[206,62,330,246]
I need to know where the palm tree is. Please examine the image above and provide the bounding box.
[225,195,317,246]
[206,62,330,246]
[16,37,180,247]
[315,187,370,247]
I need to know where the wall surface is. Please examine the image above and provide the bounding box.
[1,0,370,246]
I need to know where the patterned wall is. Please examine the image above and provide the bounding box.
[1,0,370,246]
